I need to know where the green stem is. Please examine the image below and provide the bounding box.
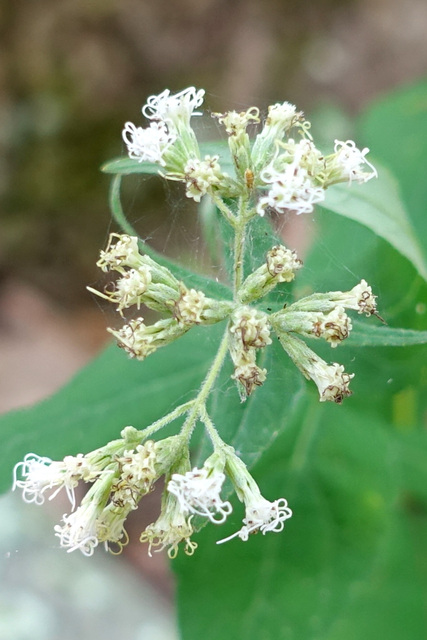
[138,400,196,440]
[233,198,248,297]
[110,174,140,238]
[211,194,237,228]
[180,329,229,440]
[198,404,229,452]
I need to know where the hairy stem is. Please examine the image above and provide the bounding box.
[180,329,229,440]
[139,400,196,440]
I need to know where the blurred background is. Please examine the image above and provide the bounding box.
[1,0,427,638]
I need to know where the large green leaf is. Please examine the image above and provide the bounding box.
[320,166,427,281]
[359,80,427,259]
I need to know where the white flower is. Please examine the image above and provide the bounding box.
[122,121,176,166]
[213,107,260,136]
[218,496,292,544]
[55,502,101,556]
[342,279,378,316]
[229,307,272,349]
[168,467,232,524]
[257,161,325,216]
[13,453,93,510]
[142,87,205,130]
[333,140,377,184]
[266,245,302,282]
[265,101,300,129]
[307,359,353,403]
[174,286,207,324]
[96,234,141,273]
[183,155,223,202]
[108,317,186,361]
[140,495,197,558]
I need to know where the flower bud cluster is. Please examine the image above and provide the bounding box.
[268,279,380,401]
[90,234,234,360]
[238,244,303,304]
[228,307,272,398]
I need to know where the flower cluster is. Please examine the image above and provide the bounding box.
[90,232,378,403]
[13,427,292,558]
[12,88,381,559]
[88,233,233,360]
[122,87,376,216]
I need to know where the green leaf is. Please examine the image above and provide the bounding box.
[320,166,427,281]
[101,157,162,175]
[345,320,427,347]
[101,141,233,175]
[359,80,427,260]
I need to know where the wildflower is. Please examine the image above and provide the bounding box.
[13,453,95,510]
[174,286,207,325]
[108,317,187,360]
[291,280,378,318]
[231,363,267,396]
[122,121,176,166]
[238,245,302,304]
[142,87,205,130]
[54,471,115,556]
[140,493,197,558]
[183,155,224,202]
[218,454,292,544]
[272,305,352,348]
[96,234,142,273]
[218,497,292,543]
[229,307,272,350]
[213,108,259,180]
[213,108,260,137]
[257,158,325,216]
[276,331,354,402]
[266,245,303,282]
[331,140,377,184]
[168,466,232,523]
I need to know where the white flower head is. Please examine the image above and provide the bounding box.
[55,502,101,556]
[230,307,272,350]
[265,101,300,129]
[122,121,176,166]
[142,87,205,130]
[13,453,93,510]
[168,467,232,524]
[116,441,158,493]
[183,155,223,202]
[140,496,197,559]
[174,286,207,325]
[108,317,185,361]
[308,360,354,403]
[218,496,292,544]
[333,140,377,184]
[96,234,141,273]
[266,245,302,282]
[312,306,352,347]
[231,363,267,397]
[344,279,378,316]
[257,160,325,216]
[213,107,260,136]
